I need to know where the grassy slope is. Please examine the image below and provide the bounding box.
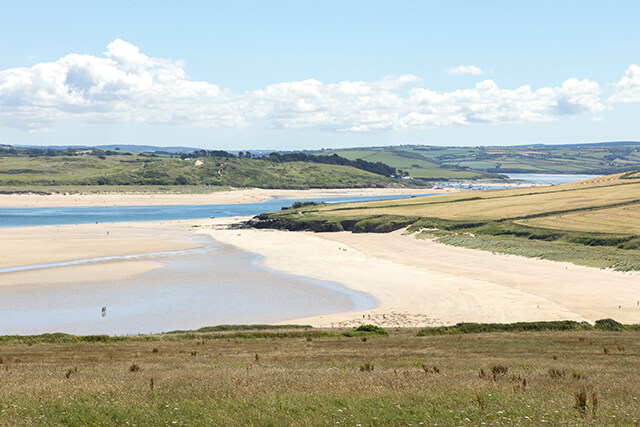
[327,142,640,174]
[256,172,640,270]
[0,327,638,425]
[323,148,502,180]
[0,154,415,191]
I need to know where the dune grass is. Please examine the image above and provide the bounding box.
[517,203,640,234]
[0,327,639,425]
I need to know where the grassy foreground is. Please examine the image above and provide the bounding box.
[0,326,639,425]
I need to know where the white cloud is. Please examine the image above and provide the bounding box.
[0,39,244,130]
[609,64,640,103]
[590,116,604,122]
[0,40,613,133]
[444,65,484,76]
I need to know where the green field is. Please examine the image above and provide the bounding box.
[0,150,417,191]
[322,148,504,180]
[323,141,640,175]
[0,325,638,425]
[251,172,640,270]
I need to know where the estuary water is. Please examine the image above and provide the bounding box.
[0,193,437,228]
[505,173,599,185]
[433,173,599,190]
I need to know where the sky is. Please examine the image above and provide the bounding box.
[1,1,640,150]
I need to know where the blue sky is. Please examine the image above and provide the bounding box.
[1,1,640,149]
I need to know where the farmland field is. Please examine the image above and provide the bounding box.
[517,204,640,234]
[289,173,640,222]
[323,141,640,175]
[322,148,502,180]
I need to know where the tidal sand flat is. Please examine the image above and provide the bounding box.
[0,222,373,335]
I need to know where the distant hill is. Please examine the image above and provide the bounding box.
[0,145,421,190]
[322,141,640,175]
[319,148,504,181]
[523,141,640,148]
[13,144,201,154]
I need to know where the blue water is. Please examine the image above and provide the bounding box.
[0,193,437,228]
[506,173,599,185]
[433,173,598,191]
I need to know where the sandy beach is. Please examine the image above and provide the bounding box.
[2,214,639,330]
[0,187,450,208]
[195,217,640,327]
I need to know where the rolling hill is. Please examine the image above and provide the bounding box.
[321,148,503,180]
[323,141,640,175]
[0,146,422,192]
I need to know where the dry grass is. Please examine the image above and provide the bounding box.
[518,203,640,234]
[316,181,640,221]
[0,329,638,425]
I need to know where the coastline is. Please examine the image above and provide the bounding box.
[0,187,455,208]
[2,212,639,331]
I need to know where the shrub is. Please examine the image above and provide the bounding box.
[342,324,388,337]
[356,324,388,335]
[417,320,592,336]
[594,318,625,331]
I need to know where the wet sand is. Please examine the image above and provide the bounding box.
[0,221,372,335]
[0,223,199,270]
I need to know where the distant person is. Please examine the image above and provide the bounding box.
[101,306,107,317]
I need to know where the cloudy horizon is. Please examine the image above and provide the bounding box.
[1,2,639,149]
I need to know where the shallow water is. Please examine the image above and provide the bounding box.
[505,173,599,185]
[433,173,599,190]
[0,234,375,335]
[0,193,437,228]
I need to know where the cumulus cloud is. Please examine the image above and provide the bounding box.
[0,40,614,132]
[0,39,243,130]
[609,64,640,103]
[444,65,484,76]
